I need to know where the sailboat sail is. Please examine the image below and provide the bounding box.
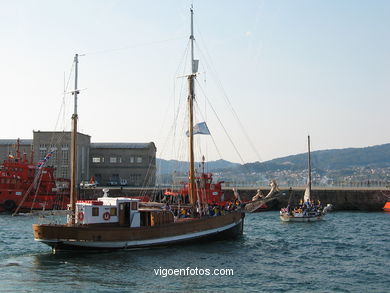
[303,184,310,203]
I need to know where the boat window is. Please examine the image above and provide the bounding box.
[110,157,117,163]
[110,207,117,216]
[131,202,138,210]
[92,207,99,216]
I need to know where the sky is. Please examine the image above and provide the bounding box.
[1,0,389,163]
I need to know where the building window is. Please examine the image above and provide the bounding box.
[61,144,69,150]
[130,157,134,163]
[39,144,47,150]
[92,207,99,216]
[118,157,122,163]
[39,150,46,160]
[110,157,117,163]
[129,174,141,185]
[131,202,138,210]
[60,166,68,178]
[51,149,57,163]
[61,150,69,164]
[136,157,142,163]
[110,207,117,216]
[92,157,101,163]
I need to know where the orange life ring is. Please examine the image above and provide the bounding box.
[78,211,84,221]
[103,212,111,221]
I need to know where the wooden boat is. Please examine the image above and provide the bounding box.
[0,139,69,213]
[279,136,327,222]
[33,7,244,251]
[244,180,285,213]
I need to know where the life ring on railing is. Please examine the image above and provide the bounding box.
[103,212,111,221]
[78,211,84,221]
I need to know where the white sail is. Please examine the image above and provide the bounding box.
[303,184,311,203]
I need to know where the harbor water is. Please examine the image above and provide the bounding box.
[0,212,389,292]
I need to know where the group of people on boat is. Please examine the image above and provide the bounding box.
[282,200,324,217]
[163,199,242,219]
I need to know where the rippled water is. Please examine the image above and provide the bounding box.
[0,212,389,292]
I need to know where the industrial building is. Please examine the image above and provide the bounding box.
[90,143,156,187]
[0,132,156,187]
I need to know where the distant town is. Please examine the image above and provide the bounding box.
[157,142,390,188]
[211,166,390,188]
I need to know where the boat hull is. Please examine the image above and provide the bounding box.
[280,214,324,222]
[33,211,244,251]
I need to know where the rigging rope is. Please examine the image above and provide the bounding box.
[82,36,187,56]
[192,100,224,160]
[194,40,263,163]
[195,80,246,165]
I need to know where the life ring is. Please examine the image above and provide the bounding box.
[78,211,84,221]
[103,212,111,221]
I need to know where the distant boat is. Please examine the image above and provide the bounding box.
[384,201,390,212]
[244,180,285,213]
[0,139,69,214]
[279,136,329,222]
[32,7,244,251]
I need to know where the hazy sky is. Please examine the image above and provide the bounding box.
[1,0,389,163]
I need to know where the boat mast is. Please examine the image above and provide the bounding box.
[307,135,312,196]
[69,54,79,224]
[188,6,197,205]
[16,138,21,161]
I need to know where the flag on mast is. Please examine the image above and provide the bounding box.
[186,122,211,136]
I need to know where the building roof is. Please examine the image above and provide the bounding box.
[33,131,90,137]
[0,139,33,145]
[91,142,156,150]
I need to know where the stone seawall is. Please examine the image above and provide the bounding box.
[226,187,389,211]
[80,187,390,211]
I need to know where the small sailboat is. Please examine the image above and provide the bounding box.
[279,136,328,222]
[32,7,244,251]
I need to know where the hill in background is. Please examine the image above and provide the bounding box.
[157,143,390,187]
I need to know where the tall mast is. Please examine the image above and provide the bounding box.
[188,6,197,205]
[307,135,312,195]
[69,54,79,224]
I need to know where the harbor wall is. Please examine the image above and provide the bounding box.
[80,187,389,211]
[229,187,388,211]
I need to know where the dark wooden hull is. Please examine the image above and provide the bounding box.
[33,210,244,251]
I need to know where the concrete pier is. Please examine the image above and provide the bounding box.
[80,186,389,211]
[225,187,389,211]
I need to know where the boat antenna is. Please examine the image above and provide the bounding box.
[69,53,80,224]
[188,5,199,206]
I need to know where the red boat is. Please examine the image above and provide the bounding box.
[163,171,272,211]
[0,140,70,213]
[164,172,230,206]
[384,202,390,212]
